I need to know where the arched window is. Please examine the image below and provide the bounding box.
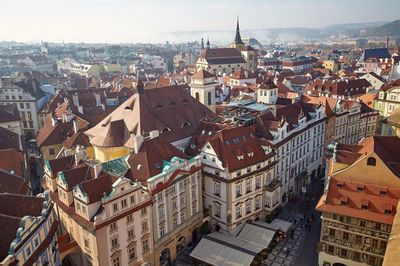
[195,92,199,101]
[208,91,212,105]
[367,157,376,166]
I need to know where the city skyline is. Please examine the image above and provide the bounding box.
[2,0,400,43]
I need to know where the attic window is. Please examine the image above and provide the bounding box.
[182,99,189,104]
[336,182,344,188]
[225,140,230,145]
[340,197,348,205]
[384,208,392,215]
[190,144,196,149]
[249,133,255,138]
[242,135,247,141]
[208,131,212,136]
[168,101,176,107]
[154,104,163,110]
[161,127,171,133]
[356,185,364,192]
[380,189,387,196]
[153,163,161,169]
[201,130,206,135]
[232,137,240,144]
[361,200,369,210]
[367,157,376,166]
[181,122,191,128]
[237,155,244,160]
[247,152,254,157]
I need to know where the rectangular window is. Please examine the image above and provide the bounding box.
[113,203,118,213]
[49,148,55,156]
[111,237,119,249]
[245,201,251,214]
[110,222,117,231]
[214,182,221,196]
[236,206,242,219]
[181,212,185,223]
[130,195,135,204]
[141,207,147,216]
[173,217,178,227]
[236,183,242,198]
[157,193,163,202]
[84,238,89,248]
[121,199,127,209]
[160,226,165,237]
[172,200,177,211]
[142,239,149,253]
[127,214,133,223]
[215,204,221,218]
[128,246,136,261]
[128,228,135,239]
[255,177,261,189]
[158,207,165,220]
[82,206,87,215]
[246,180,251,193]
[142,221,148,232]
[255,197,260,210]
[112,256,120,266]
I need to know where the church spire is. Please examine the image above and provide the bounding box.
[234,16,244,45]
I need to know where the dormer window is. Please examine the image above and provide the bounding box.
[356,185,364,192]
[247,152,254,157]
[181,122,191,128]
[340,196,348,205]
[336,181,344,188]
[380,189,387,196]
[361,200,369,210]
[161,127,171,133]
[237,155,244,160]
[367,157,376,166]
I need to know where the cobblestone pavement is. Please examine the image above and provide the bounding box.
[263,177,325,266]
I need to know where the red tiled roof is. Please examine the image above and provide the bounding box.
[208,126,272,172]
[316,177,400,224]
[0,169,29,194]
[0,149,24,177]
[0,193,44,218]
[126,137,189,183]
[86,85,216,147]
[191,69,215,79]
[0,214,21,261]
[380,79,400,92]
[0,127,21,151]
[201,48,243,59]
[78,174,118,204]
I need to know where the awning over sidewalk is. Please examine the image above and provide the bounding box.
[232,222,276,248]
[190,231,264,266]
[270,218,293,233]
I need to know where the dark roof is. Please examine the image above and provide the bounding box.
[0,193,44,218]
[380,79,400,92]
[0,214,21,261]
[0,127,21,151]
[126,137,189,183]
[45,155,77,177]
[234,18,244,45]
[201,48,243,59]
[206,57,247,65]
[0,104,20,123]
[60,165,100,191]
[13,79,45,100]
[191,69,215,79]
[360,48,390,61]
[0,169,29,194]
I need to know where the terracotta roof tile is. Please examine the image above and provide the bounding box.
[316,177,400,224]
[0,169,29,194]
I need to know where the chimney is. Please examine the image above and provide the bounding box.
[132,134,144,154]
[93,162,102,178]
[74,145,87,166]
[51,114,57,126]
[73,118,79,133]
[94,93,101,106]
[149,130,159,139]
[72,93,79,108]
[136,80,145,94]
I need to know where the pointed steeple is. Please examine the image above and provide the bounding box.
[206,37,210,49]
[201,37,204,49]
[234,16,244,45]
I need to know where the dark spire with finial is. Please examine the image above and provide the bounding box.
[206,36,210,49]
[201,37,204,49]
[234,16,244,45]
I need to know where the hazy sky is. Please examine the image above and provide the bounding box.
[2,0,399,43]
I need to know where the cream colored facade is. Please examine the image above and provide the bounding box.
[45,160,154,266]
[147,156,203,266]
[189,72,216,113]
[0,120,23,136]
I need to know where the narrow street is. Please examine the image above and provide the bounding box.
[264,176,325,266]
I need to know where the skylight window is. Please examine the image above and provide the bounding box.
[225,140,230,145]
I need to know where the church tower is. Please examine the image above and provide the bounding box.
[189,69,216,113]
[231,17,245,50]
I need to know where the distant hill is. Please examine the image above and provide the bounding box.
[361,20,400,37]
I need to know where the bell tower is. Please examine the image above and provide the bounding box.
[189,69,216,113]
